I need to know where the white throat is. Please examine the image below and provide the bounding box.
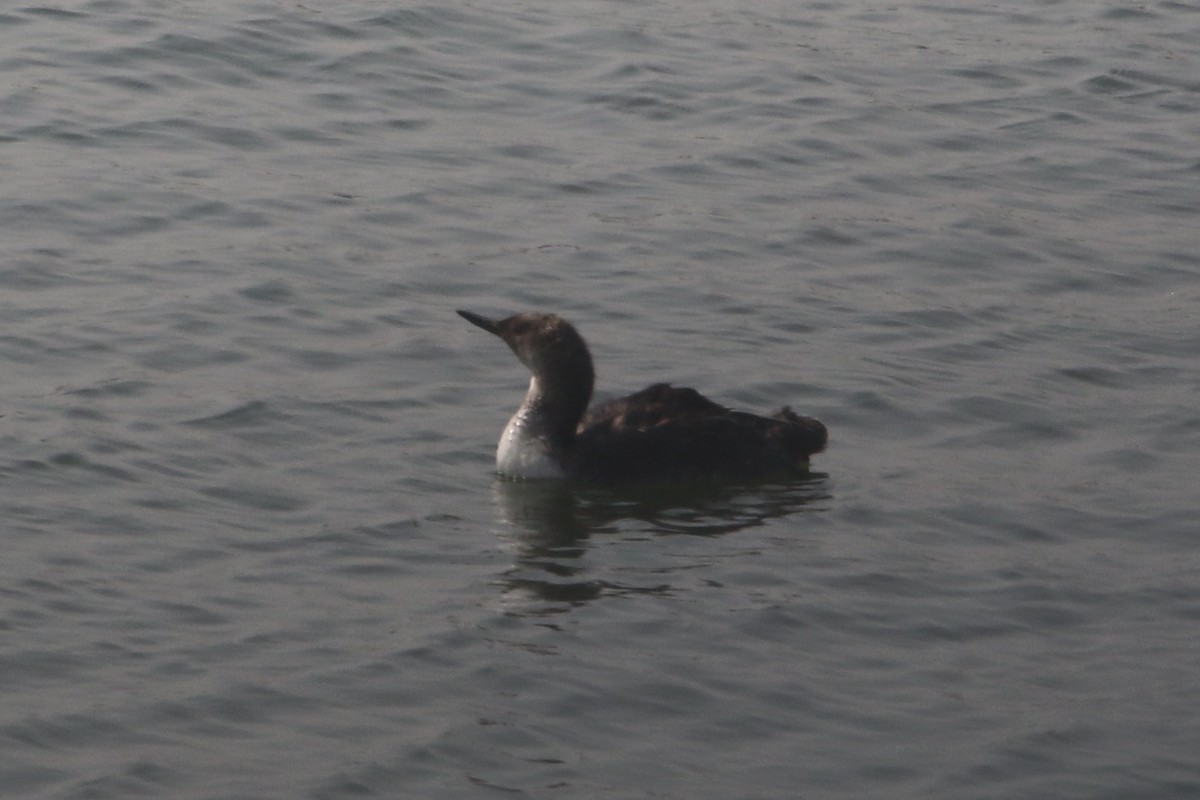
[495,376,567,479]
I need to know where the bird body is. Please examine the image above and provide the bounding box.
[458,310,827,484]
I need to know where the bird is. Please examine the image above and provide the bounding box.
[457,310,827,484]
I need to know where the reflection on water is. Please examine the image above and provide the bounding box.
[491,475,831,609]
[491,480,603,606]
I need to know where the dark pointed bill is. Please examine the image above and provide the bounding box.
[457,309,500,335]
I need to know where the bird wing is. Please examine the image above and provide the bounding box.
[574,384,826,482]
[578,383,729,432]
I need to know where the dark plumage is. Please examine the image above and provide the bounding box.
[457,310,827,483]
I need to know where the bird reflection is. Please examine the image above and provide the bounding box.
[490,474,830,611]
[491,480,603,606]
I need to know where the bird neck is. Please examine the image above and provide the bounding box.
[520,368,592,448]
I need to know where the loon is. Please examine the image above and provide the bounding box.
[457,310,828,483]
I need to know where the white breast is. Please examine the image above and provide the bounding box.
[496,409,566,480]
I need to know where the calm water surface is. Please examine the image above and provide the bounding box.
[2,1,1199,798]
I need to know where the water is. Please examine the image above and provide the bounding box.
[3,1,1199,797]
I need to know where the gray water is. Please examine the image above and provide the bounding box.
[3,1,1199,798]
